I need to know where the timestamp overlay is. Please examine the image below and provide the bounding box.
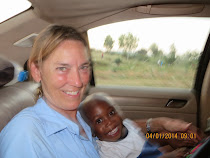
[146,132,197,139]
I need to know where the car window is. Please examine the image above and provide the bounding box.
[0,0,31,23]
[88,17,210,89]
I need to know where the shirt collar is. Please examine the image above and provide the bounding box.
[33,98,91,139]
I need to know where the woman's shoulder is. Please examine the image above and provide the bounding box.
[1,107,42,136]
[0,107,49,157]
[13,106,40,121]
[3,98,49,131]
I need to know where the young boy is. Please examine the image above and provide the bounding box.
[79,92,187,158]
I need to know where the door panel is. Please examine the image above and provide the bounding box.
[200,61,210,131]
[88,86,197,125]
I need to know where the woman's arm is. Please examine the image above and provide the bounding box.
[135,117,192,133]
[134,117,203,148]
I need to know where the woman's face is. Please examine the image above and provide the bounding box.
[35,40,90,120]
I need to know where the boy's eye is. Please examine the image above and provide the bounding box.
[109,110,115,116]
[96,118,102,124]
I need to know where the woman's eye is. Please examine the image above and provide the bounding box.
[96,119,102,124]
[57,67,67,71]
[80,65,90,71]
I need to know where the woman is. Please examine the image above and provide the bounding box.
[0,24,201,158]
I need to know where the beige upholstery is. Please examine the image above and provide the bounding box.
[200,61,210,131]
[0,81,39,132]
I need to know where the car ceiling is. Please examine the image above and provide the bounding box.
[0,0,210,66]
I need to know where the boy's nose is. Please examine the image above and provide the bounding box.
[105,118,112,127]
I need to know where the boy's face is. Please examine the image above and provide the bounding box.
[86,101,123,142]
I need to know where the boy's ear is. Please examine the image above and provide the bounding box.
[91,129,96,137]
[92,133,96,137]
[30,62,41,82]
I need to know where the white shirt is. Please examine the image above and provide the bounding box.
[96,119,146,158]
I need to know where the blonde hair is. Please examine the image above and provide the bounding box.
[28,24,89,100]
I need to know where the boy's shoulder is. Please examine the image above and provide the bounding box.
[123,118,139,129]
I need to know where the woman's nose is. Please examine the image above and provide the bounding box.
[68,69,83,87]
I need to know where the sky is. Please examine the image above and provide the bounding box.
[0,0,31,23]
[88,17,210,55]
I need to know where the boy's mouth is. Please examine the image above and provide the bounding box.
[107,126,119,136]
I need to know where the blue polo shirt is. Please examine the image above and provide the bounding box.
[0,98,100,158]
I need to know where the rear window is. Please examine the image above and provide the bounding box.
[88,17,210,89]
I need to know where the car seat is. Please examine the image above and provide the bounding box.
[0,81,39,132]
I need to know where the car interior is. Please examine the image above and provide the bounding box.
[0,1,210,154]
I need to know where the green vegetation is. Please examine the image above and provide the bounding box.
[104,35,114,52]
[118,33,139,60]
[90,33,200,89]
[91,48,199,89]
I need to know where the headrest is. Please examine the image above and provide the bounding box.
[0,56,29,88]
[0,81,39,132]
[0,57,14,87]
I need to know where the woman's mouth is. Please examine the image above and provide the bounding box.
[63,90,79,96]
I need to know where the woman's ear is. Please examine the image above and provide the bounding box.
[30,62,41,82]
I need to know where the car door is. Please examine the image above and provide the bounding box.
[88,79,197,125]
